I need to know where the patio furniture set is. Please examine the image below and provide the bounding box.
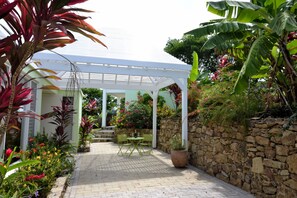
[117,134,153,156]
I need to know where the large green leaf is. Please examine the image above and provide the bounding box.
[189,52,199,82]
[186,22,252,38]
[226,1,262,10]
[207,1,261,18]
[7,159,40,172]
[264,0,286,11]
[207,1,227,17]
[287,39,297,55]
[201,31,245,50]
[233,34,278,93]
[269,11,297,35]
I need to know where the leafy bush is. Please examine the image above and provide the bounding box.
[50,98,75,148]
[170,134,186,150]
[125,102,152,129]
[79,116,94,151]
[0,134,75,198]
[197,70,265,126]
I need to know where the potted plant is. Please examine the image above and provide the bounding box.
[170,134,188,168]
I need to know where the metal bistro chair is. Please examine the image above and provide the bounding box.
[140,134,153,154]
[117,134,131,156]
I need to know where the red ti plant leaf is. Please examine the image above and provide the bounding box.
[67,0,88,6]
[0,0,18,19]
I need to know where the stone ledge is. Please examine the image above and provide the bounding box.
[47,176,68,198]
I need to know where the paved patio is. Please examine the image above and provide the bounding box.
[64,142,254,198]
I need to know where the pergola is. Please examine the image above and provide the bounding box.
[33,52,191,148]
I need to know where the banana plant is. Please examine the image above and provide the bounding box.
[186,0,297,112]
[0,0,106,147]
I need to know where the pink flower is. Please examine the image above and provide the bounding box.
[5,148,13,158]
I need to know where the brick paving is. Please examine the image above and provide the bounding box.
[64,142,254,198]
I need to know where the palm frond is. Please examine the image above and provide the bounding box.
[233,34,278,93]
[186,22,252,38]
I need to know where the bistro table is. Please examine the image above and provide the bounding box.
[126,137,144,156]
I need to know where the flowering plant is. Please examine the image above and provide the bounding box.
[79,116,94,151]
[0,147,40,197]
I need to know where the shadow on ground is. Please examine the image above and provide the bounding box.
[72,153,184,186]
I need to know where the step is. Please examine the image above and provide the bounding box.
[95,134,114,139]
[92,137,114,142]
[97,130,115,133]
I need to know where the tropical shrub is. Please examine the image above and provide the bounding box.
[0,134,76,198]
[186,0,297,117]
[0,148,40,198]
[124,102,152,129]
[79,116,94,151]
[24,140,74,197]
[197,68,265,126]
[50,98,75,148]
[0,0,106,152]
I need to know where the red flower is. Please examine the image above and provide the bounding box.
[25,173,45,181]
[29,137,35,142]
[32,148,37,153]
[39,143,45,147]
[5,148,12,158]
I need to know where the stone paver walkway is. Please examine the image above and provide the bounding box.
[64,142,254,198]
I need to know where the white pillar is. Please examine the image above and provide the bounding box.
[181,79,188,149]
[102,89,107,128]
[21,105,30,150]
[152,90,158,148]
[0,133,6,157]
[173,77,188,149]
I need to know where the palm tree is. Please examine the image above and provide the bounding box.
[0,0,106,147]
[186,0,297,114]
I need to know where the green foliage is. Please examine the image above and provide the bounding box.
[82,88,117,116]
[197,70,265,126]
[79,116,95,150]
[125,102,152,129]
[170,134,186,151]
[164,34,218,72]
[0,134,75,197]
[111,92,174,129]
[0,148,40,198]
[50,98,75,148]
[189,52,199,82]
[186,0,297,114]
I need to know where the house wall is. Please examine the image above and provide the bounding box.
[158,117,297,198]
[41,90,83,147]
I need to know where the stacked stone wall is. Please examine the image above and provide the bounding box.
[158,117,297,198]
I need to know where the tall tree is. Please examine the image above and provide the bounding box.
[186,0,297,114]
[0,0,106,147]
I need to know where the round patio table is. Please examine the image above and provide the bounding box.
[127,137,144,156]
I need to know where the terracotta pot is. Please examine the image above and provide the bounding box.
[170,150,188,168]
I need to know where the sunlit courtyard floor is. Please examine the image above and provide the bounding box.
[64,142,254,198]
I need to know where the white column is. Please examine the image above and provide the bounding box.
[21,105,30,150]
[0,133,6,157]
[173,77,188,149]
[181,79,188,149]
[102,89,107,128]
[117,97,121,107]
[152,90,158,148]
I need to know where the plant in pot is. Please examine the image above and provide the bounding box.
[170,134,188,168]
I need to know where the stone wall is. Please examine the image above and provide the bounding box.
[158,117,297,198]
